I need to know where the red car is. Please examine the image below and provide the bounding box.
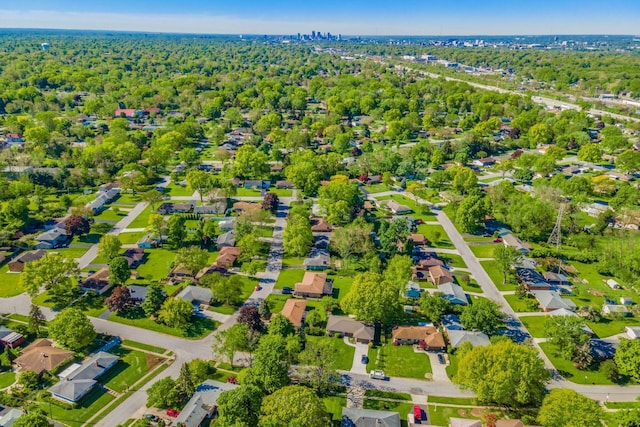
[255,285,262,291]
[493,238,502,243]
[167,409,180,417]
[413,405,422,421]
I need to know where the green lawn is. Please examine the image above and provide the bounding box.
[209,276,258,314]
[416,224,454,249]
[469,244,496,259]
[428,404,482,426]
[121,340,167,355]
[428,396,478,405]
[0,265,24,296]
[48,247,89,260]
[439,253,467,269]
[282,257,305,267]
[165,182,194,197]
[519,316,549,338]
[274,268,305,289]
[587,317,640,338]
[32,290,107,316]
[445,353,460,380]
[364,400,413,424]
[42,386,115,427]
[108,312,217,339]
[255,225,274,238]
[236,188,262,197]
[266,294,292,314]
[480,261,516,291]
[270,188,293,197]
[0,371,16,389]
[116,194,143,204]
[367,342,432,379]
[323,396,347,425]
[329,274,355,302]
[376,194,436,220]
[504,294,540,313]
[94,207,128,222]
[118,232,146,245]
[306,335,355,371]
[365,390,412,401]
[539,342,616,385]
[565,262,638,311]
[364,183,392,193]
[101,348,164,393]
[133,249,175,281]
[127,205,154,229]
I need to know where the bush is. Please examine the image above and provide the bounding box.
[599,359,619,382]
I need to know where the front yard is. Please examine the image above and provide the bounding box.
[274,268,305,289]
[367,342,432,379]
[416,224,454,249]
[209,275,259,314]
[306,335,355,371]
[0,264,24,297]
[539,342,617,385]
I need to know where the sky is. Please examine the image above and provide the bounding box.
[0,0,639,36]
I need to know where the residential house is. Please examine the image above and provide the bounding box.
[602,304,631,316]
[0,327,24,348]
[542,272,571,286]
[581,202,610,217]
[405,281,422,299]
[137,233,164,249]
[8,250,46,272]
[294,272,333,298]
[450,419,483,427]
[177,285,213,306]
[438,282,468,305]
[280,299,307,328]
[472,157,496,167]
[175,380,239,427]
[605,279,622,289]
[276,180,295,189]
[429,265,454,286]
[621,297,634,305]
[232,202,261,214]
[625,326,640,339]
[531,291,577,312]
[216,247,241,268]
[409,234,428,246]
[310,218,332,233]
[243,180,269,190]
[157,202,195,215]
[378,200,412,215]
[169,264,195,282]
[304,250,330,271]
[14,339,74,374]
[326,315,375,343]
[391,326,445,351]
[3,133,24,145]
[341,408,400,427]
[447,330,491,349]
[49,352,119,403]
[516,268,550,291]
[502,233,530,254]
[114,108,140,118]
[127,285,150,303]
[218,218,236,232]
[79,268,113,295]
[0,408,23,426]
[194,201,227,215]
[216,231,236,250]
[195,264,228,281]
[34,228,69,249]
[495,420,527,427]
[123,248,145,268]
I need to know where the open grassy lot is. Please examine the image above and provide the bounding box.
[427,396,477,405]
[367,342,432,379]
[127,205,154,229]
[118,231,146,245]
[209,275,258,314]
[133,249,175,281]
[274,268,305,289]
[504,294,540,313]
[480,260,516,291]
[469,244,496,259]
[108,312,217,339]
[306,335,355,371]
[0,264,24,296]
[101,347,165,393]
[365,390,412,400]
[565,261,638,311]
[416,224,454,249]
[539,342,616,385]
[518,316,548,338]
[94,206,128,222]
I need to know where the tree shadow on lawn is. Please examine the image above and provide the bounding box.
[76,233,104,245]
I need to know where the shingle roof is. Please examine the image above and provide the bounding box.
[280,299,307,327]
[341,408,401,427]
[326,315,374,341]
[295,272,331,295]
[14,339,74,374]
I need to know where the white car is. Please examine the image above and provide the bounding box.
[369,370,386,380]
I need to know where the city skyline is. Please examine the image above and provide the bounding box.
[0,0,639,36]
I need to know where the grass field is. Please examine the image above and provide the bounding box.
[0,265,24,296]
[101,347,165,393]
[127,205,154,229]
[329,274,355,302]
[274,268,305,289]
[118,231,146,245]
[416,224,454,249]
[469,244,496,259]
[108,312,217,339]
[504,294,540,313]
[94,207,128,222]
[133,249,175,281]
[539,342,615,385]
[306,335,355,371]
[364,183,392,193]
[0,371,16,389]
[587,317,640,338]
[367,342,432,379]
[480,261,517,291]
[519,316,548,338]
[48,247,90,260]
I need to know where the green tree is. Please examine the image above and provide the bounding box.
[158,298,193,330]
[493,245,523,284]
[21,254,79,306]
[205,275,244,306]
[419,292,452,323]
[48,308,96,351]
[341,272,400,326]
[283,213,313,257]
[331,218,373,267]
[13,411,52,427]
[146,377,181,409]
[142,189,164,210]
[98,235,123,262]
[537,388,603,427]
[233,145,270,179]
[577,143,602,163]
[452,167,478,195]
[212,323,254,366]
[383,255,413,291]
[528,123,552,146]
[186,170,213,203]
[455,193,489,233]
[454,340,549,407]
[142,283,166,317]
[216,385,264,427]
[298,338,340,393]
[147,213,168,241]
[544,316,589,360]
[167,215,187,249]
[615,339,640,382]
[175,246,209,276]
[109,256,131,285]
[618,409,640,427]
[28,303,46,336]
[268,314,295,337]
[460,299,503,335]
[175,362,196,402]
[248,334,291,394]
[617,150,640,173]
[259,385,330,427]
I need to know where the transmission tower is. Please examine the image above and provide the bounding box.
[547,203,565,253]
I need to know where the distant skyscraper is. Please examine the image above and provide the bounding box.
[311,31,316,39]
[297,33,301,40]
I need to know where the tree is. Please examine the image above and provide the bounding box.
[419,292,452,323]
[147,213,167,241]
[175,362,196,402]
[186,170,213,203]
[28,303,46,335]
[237,306,264,333]
[174,247,209,276]
[105,285,133,313]
[19,370,41,390]
[249,334,291,394]
[21,254,79,306]
[544,315,589,360]
[142,189,164,210]
[158,298,193,330]
[282,213,313,257]
[109,256,131,285]
[142,283,166,317]
[454,340,549,407]
[452,167,478,195]
[384,255,413,291]
[577,143,602,163]
[212,323,255,366]
[262,192,279,213]
[64,214,90,236]
[98,235,122,262]
[455,193,489,233]
[233,145,269,179]
[617,150,640,173]
[341,272,401,326]
[216,385,264,427]
[493,245,523,284]
[13,411,52,427]
[146,377,181,409]
[615,339,640,382]
[206,275,244,306]
[298,338,340,393]
[48,308,96,351]
[259,385,330,427]
[460,299,503,335]
[528,123,552,146]
[331,219,373,267]
[258,299,271,320]
[167,215,186,249]
[537,388,604,427]
[318,176,360,225]
[618,409,640,427]
[268,314,294,337]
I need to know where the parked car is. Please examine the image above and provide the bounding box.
[369,370,386,380]
[361,355,369,364]
[413,405,422,421]
[493,238,502,243]
[143,414,159,422]
[254,285,262,291]
[167,409,180,417]
[282,287,292,294]
[437,353,445,364]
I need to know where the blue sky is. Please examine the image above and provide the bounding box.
[1,0,639,35]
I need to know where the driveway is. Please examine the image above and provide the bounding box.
[427,353,449,382]
[349,339,369,375]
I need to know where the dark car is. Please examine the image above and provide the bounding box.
[282,287,292,294]
[361,355,369,364]
[437,353,445,364]
[143,414,159,422]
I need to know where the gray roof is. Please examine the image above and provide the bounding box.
[341,408,401,427]
[447,330,490,349]
[0,408,24,427]
[304,252,330,267]
[36,227,68,242]
[175,380,239,427]
[49,378,96,402]
[437,282,467,304]
[62,351,119,381]
[178,285,213,305]
[531,291,577,311]
[216,231,235,247]
[326,315,375,341]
